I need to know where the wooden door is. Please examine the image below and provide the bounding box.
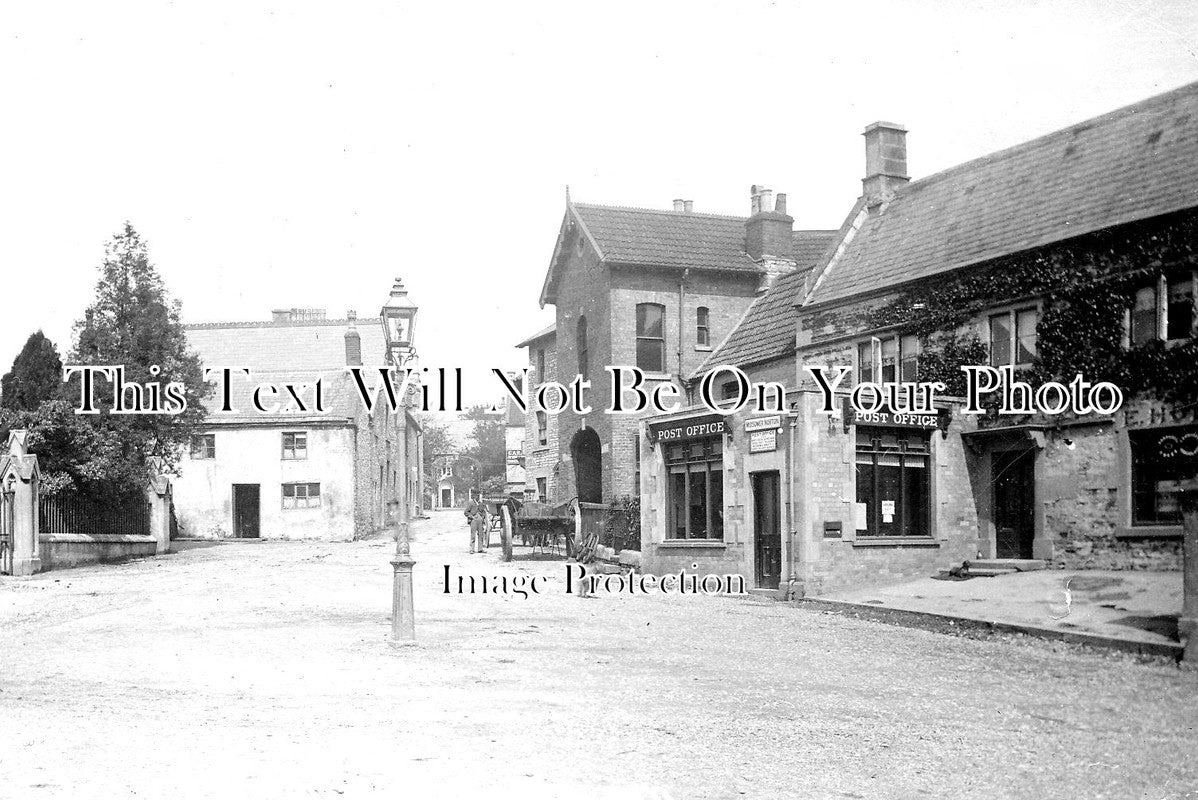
[752,472,781,588]
[993,451,1035,559]
[232,484,260,539]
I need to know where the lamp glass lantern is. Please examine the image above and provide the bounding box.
[381,277,418,357]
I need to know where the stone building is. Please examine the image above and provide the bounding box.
[174,306,424,541]
[432,453,458,509]
[515,324,558,503]
[640,80,1198,595]
[503,373,526,497]
[521,193,835,506]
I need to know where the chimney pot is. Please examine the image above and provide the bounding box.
[775,193,787,215]
[673,199,685,212]
[683,200,693,213]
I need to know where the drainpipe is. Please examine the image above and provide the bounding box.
[678,269,689,379]
[786,409,798,598]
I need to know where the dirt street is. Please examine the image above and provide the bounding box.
[1,512,1196,799]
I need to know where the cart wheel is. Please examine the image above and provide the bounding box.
[500,505,514,562]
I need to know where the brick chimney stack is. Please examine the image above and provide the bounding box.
[862,121,909,207]
[745,184,794,260]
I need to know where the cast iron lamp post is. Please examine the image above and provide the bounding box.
[382,277,418,644]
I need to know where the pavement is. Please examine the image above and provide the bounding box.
[814,569,1185,655]
[1,511,1197,799]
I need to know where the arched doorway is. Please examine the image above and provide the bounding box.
[571,427,602,504]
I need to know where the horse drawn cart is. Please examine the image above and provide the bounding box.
[480,496,579,562]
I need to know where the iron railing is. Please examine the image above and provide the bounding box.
[39,493,151,538]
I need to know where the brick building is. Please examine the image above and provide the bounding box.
[520,193,835,506]
[640,80,1198,595]
[174,307,424,541]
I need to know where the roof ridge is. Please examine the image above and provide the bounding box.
[186,318,382,330]
[572,202,748,222]
[899,79,1198,196]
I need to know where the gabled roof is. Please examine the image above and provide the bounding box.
[184,316,389,423]
[693,270,808,378]
[573,204,760,272]
[806,80,1198,307]
[539,199,835,305]
[692,230,839,377]
[514,323,556,349]
[185,317,387,373]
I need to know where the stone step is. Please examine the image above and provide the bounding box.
[965,567,1019,577]
[966,558,1047,572]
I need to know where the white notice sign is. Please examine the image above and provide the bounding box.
[749,429,777,453]
[744,415,783,432]
[854,502,868,531]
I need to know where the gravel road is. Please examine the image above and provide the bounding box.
[1,512,1195,799]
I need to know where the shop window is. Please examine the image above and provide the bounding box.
[282,482,320,509]
[1130,426,1198,526]
[536,411,548,447]
[190,433,215,459]
[857,335,920,384]
[989,307,1037,367]
[577,316,589,379]
[281,431,308,460]
[636,303,666,373]
[665,436,724,540]
[696,306,710,348]
[855,428,931,537]
[1130,274,1195,346]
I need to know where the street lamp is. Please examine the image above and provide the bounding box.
[381,277,418,357]
[381,277,419,645]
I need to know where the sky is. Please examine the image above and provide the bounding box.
[3,0,1198,409]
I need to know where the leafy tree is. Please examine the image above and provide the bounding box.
[0,399,124,495]
[59,223,207,496]
[417,415,456,500]
[461,404,505,492]
[1,330,63,411]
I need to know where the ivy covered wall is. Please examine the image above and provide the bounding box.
[799,208,1198,404]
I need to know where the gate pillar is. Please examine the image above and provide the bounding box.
[4,430,41,576]
[145,457,171,555]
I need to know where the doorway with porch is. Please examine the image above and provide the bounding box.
[571,427,602,504]
[752,471,781,589]
[992,449,1035,559]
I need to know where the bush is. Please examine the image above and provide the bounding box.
[604,495,641,553]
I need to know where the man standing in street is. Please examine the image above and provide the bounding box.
[464,491,487,554]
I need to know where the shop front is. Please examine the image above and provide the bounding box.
[639,408,796,590]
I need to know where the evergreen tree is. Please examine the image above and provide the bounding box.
[1,330,62,411]
[63,222,207,495]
